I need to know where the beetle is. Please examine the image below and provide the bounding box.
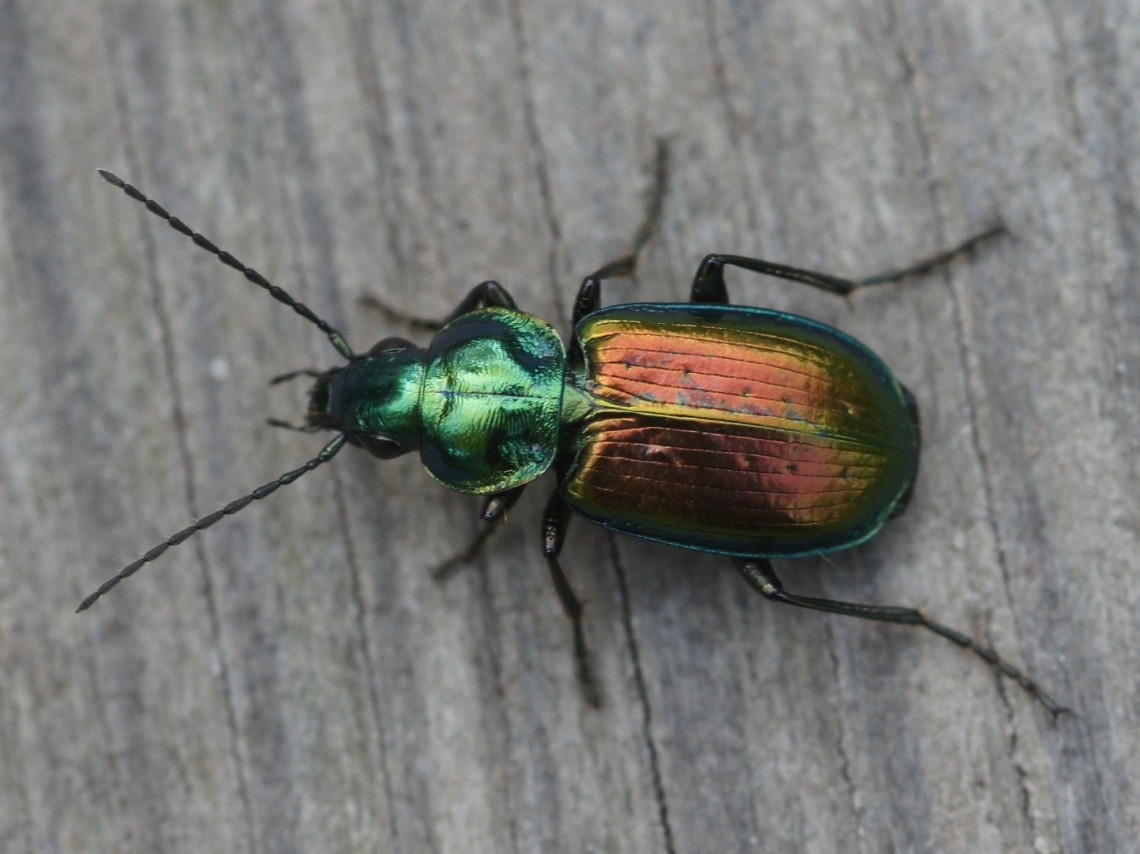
[80,166,1065,717]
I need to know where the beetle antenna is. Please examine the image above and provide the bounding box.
[97,169,354,360]
[76,434,347,612]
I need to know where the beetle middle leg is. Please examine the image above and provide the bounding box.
[570,138,671,327]
[542,488,602,707]
[688,224,1006,304]
[733,558,1068,718]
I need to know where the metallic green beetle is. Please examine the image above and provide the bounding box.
[81,169,1064,717]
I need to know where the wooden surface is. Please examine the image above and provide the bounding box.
[1,1,1135,851]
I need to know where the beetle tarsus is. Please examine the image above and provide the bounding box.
[733,558,1068,719]
[630,137,670,259]
[856,223,1008,288]
[431,523,499,581]
[359,280,518,333]
[572,617,603,709]
[569,139,672,328]
[541,490,602,704]
[358,293,445,332]
[431,486,527,581]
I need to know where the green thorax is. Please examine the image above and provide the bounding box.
[312,308,566,494]
[422,309,565,492]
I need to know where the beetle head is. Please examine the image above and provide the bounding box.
[306,337,426,460]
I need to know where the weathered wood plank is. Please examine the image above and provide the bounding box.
[0,0,1134,851]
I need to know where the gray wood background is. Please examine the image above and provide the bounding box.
[0,1,1134,851]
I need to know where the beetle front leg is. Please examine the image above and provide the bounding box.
[432,485,527,580]
[542,489,602,708]
[733,558,1068,719]
[445,280,519,317]
[361,279,519,332]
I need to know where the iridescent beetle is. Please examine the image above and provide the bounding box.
[80,160,1065,717]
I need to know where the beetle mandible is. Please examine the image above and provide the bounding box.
[79,158,1065,718]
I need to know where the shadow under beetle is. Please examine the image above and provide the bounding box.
[80,162,1066,718]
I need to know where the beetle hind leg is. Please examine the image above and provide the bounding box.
[733,558,1068,719]
[689,224,1006,304]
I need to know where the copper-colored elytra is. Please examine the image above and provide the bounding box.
[585,317,903,443]
[565,309,916,555]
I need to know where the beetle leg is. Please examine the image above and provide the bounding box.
[542,489,602,708]
[689,225,1006,303]
[570,139,671,326]
[569,258,639,363]
[360,279,519,332]
[432,486,528,581]
[733,558,1068,719]
[572,255,639,326]
[571,244,652,349]
[357,294,445,332]
[268,367,325,386]
[446,280,519,316]
[691,254,862,302]
[570,277,603,326]
[855,224,1006,287]
[631,137,670,261]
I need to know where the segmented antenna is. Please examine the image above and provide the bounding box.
[77,435,347,612]
[79,171,358,612]
[97,169,353,359]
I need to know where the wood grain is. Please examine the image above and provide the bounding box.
[0,1,1134,851]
